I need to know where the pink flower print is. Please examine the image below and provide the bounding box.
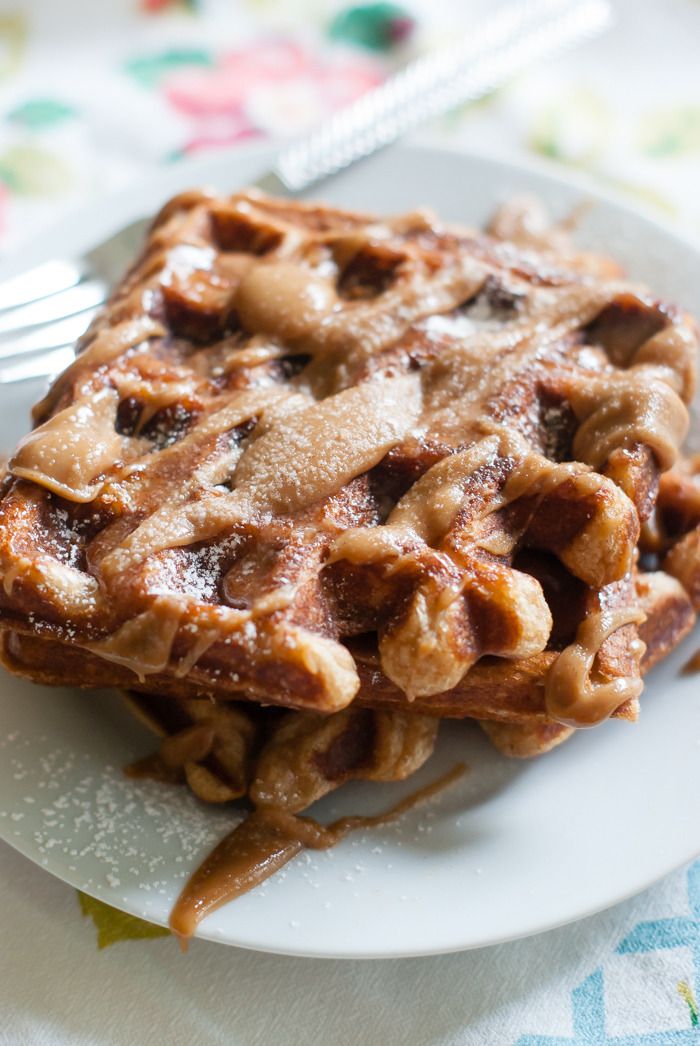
[141,0,198,12]
[164,39,382,154]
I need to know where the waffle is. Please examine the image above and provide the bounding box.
[114,552,694,940]
[643,453,700,610]
[123,691,438,808]
[121,562,694,796]
[0,189,697,740]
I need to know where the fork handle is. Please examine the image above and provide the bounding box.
[257,0,611,195]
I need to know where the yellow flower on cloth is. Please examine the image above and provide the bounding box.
[78,892,170,949]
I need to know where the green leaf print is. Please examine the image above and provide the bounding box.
[0,145,73,195]
[329,3,414,51]
[8,98,76,130]
[125,48,213,88]
[530,88,610,164]
[678,981,699,1027]
[640,106,700,157]
[78,892,171,949]
[528,89,675,218]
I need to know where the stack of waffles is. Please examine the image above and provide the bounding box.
[1,188,699,874]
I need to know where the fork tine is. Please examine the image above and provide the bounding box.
[0,260,85,312]
[0,278,106,337]
[0,310,97,361]
[0,346,75,384]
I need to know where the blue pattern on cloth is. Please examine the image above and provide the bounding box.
[515,865,700,1045]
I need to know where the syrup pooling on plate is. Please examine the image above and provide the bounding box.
[123,695,446,938]
[169,764,465,942]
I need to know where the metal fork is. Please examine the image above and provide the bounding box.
[0,0,611,385]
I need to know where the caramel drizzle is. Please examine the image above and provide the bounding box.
[329,430,638,705]
[12,193,693,525]
[545,606,646,727]
[2,190,696,721]
[11,389,141,503]
[682,649,700,675]
[169,764,465,942]
[87,597,184,681]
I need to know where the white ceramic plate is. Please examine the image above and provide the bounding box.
[2,143,700,959]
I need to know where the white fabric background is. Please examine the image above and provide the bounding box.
[1,841,696,1045]
[2,1,700,1042]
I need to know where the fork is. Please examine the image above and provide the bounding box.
[0,0,611,385]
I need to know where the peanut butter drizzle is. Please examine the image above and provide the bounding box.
[682,649,700,674]
[10,388,139,502]
[233,373,422,516]
[169,764,465,941]
[236,261,337,344]
[9,190,691,536]
[544,606,646,727]
[330,429,641,704]
[3,189,697,721]
[570,376,689,472]
[87,597,184,681]
[32,316,164,422]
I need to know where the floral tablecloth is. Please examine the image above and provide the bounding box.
[2,0,700,1042]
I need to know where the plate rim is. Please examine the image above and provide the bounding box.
[2,139,700,959]
[2,137,700,280]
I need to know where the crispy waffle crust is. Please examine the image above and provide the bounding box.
[122,690,439,808]
[0,190,698,742]
[117,561,694,801]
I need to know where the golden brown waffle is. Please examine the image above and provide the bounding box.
[641,454,700,611]
[115,553,696,939]
[0,190,697,733]
[120,689,442,938]
[123,691,438,808]
[118,562,694,804]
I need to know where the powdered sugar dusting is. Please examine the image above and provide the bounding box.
[0,705,478,946]
[0,730,240,904]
